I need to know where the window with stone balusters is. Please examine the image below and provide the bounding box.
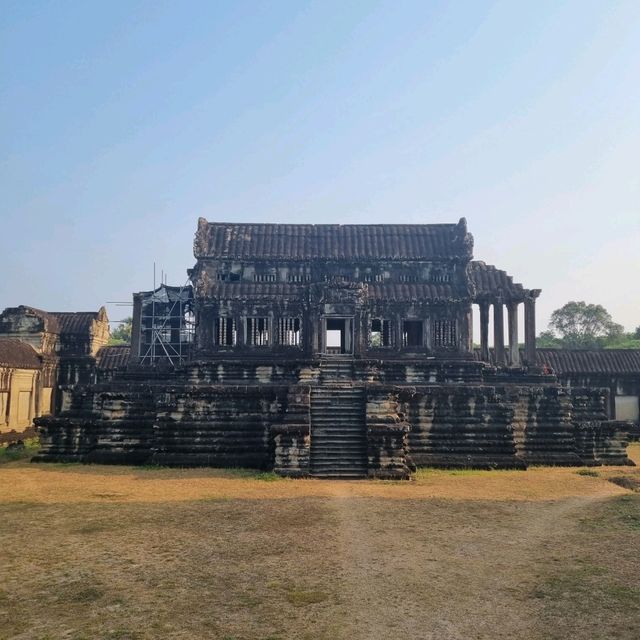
[277,317,301,346]
[246,317,270,346]
[371,319,392,347]
[432,319,457,348]
[214,317,237,346]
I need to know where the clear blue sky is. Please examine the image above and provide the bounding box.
[1,0,639,333]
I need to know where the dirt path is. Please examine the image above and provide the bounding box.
[327,483,608,640]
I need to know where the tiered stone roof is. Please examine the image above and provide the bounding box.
[194,218,473,260]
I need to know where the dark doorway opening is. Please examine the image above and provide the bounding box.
[324,318,353,355]
[402,320,424,347]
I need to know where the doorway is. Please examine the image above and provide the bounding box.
[324,317,353,355]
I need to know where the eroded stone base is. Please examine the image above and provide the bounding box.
[34,360,634,476]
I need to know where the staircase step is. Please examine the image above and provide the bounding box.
[311,471,367,479]
[310,380,366,478]
[311,459,366,465]
[310,434,365,441]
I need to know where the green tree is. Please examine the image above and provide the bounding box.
[603,334,640,349]
[536,330,563,348]
[542,302,624,349]
[109,317,132,345]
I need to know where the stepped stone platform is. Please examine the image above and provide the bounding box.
[34,357,634,479]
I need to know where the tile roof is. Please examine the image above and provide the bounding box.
[50,307,108,334]
[474,348,640,374]
[535,349,640,375]
[194,218,473,260]
[469,261,526,300]
[96,345,131,370]
[0,339,42,369]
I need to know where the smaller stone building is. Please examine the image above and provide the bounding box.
[0,305,110,440]
[0,339,52,441]
[535,349,640,424]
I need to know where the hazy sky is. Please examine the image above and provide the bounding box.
[2,0,639,333]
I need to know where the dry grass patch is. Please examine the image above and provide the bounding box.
[1,444,639,639]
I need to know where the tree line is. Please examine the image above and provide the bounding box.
[538,301,640,349]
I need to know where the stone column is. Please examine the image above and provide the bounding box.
[480,302,490,362]
[460,307,473,353]
[493,301,505,366]
[396,314,404,350]
[524,291,540,366]
[316,316,324,354]
[345,317,353,354]
[507,302,520,366]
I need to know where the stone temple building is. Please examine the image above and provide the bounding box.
[35,218,634,477]
[0,306,110,441]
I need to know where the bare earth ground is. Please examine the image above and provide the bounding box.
[1,447,640,640]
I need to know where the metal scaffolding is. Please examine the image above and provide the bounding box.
[138,279,194,366]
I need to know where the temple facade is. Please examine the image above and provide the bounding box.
[34,219,634,476]
[0,306,110,441]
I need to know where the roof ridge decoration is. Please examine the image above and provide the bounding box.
[469,260,531,301]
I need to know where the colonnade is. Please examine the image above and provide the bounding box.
[478,290,540,367]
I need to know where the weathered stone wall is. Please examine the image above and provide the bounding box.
[558,372,640,422]
[152,384,287,467]
[272,386,311,477]
[401,385,523,469]
[354,359,483,384]
[35,361,634,473]
[500,386,581,466]
[365,388,410,478]
[570,387,634,465]
[36,384,156,464]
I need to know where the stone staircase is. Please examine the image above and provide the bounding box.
[319,357,355,383]
[310,358,367,478]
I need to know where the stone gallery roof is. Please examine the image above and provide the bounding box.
[0,339,42,369]
[194,218,473,260]
[0,306,108,336]
[96,345,131,370]
[469,261,526,299]
[50,308,107,334]
[536,349,640,375]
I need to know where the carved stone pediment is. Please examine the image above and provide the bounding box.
[311,282,368,305]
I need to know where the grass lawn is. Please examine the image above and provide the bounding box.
[1,445,640,640]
